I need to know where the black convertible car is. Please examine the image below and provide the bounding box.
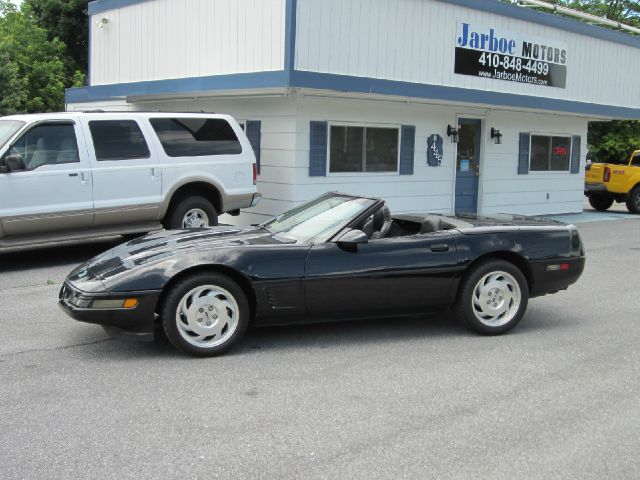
[60,192,585,357]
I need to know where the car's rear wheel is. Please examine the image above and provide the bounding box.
[161,272,249,357]
[454,260,529,335]
[165,196,218,229]
[626,186,640,214]
[588,194,613,211]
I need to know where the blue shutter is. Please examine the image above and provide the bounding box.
[245,120,261,174]
[309,121,328,177]
[399,125,416,175]
[518,132,530,175]
[570,135,581,174]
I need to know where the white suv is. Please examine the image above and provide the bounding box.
[0,112,261,252]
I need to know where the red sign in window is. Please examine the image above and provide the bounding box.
[553,145,568,156]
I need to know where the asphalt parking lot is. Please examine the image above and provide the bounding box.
[1,208,640,480]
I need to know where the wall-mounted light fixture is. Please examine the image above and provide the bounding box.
[97,17,110,29]
[447,124,460,143]
[490,127,503,145]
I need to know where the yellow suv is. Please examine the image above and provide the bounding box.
[585,150,640,213]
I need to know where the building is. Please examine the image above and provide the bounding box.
[68,0,640,224]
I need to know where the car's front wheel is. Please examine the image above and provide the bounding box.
[626,186,640,214]
[454,260,529,335]
[161,272,250,357]
[588,194,613,211]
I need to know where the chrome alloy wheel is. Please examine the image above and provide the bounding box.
[471,271,522,327]
[182,208,209,228]
[175,285,240,348]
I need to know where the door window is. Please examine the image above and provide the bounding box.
[89,120,150,161]
[631,152,640,167]
[456,123,479,174]
[2,123,79,170]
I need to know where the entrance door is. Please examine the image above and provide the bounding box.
[455,119,482,215]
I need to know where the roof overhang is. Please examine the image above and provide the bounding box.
[67,70,640,120]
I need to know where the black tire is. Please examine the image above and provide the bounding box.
[164,196,218,230]
[626,186,640,214]
[161,272,250,357]
[453,259,529,335]
[588,194,613,211]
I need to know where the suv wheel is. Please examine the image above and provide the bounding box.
[165,196,218,229]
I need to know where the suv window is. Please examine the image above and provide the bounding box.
[631,152,640,167]
[150,118,242,157]
[3,122,79,170]
[89,120,150,161]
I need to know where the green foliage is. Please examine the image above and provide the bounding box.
[25,0,89,72]
[503,0,640,25]
[551,1,640,26]
[588,121,640,163]
[0,0,85,114]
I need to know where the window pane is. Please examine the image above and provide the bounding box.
[632,152,640,167]
[0,120,25,150]
[330,126,364,173]
[530,135,550,171]
[6,123,79,170]
[365,128,398,172]
[150,118,242,157]
[89,120,150,161]
[550,137,571,170]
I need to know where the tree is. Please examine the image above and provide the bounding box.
[557,1,640,26]
[588,121,640,163]
[504,0,640,25]
[24,0,88,73]
[0,0,71,113]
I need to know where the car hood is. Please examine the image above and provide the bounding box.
[69,226,288,282]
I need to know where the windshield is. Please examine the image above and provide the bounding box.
[0,120,25,151]
[262,194,376,243]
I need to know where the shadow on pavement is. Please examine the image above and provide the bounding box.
[72,306,575,361]
[0,238,122,273]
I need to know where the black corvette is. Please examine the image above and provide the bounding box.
[60,192,585,357]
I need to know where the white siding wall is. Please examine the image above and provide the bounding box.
[90,0,286,85]
[293,97,586,217]
[295,0,640,109]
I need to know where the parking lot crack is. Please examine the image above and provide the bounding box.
[0,338,113,359]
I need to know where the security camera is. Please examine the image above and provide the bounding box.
[97,17,110,29]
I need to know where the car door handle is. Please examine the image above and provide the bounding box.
[68,173,78,177]
[430,244,450,252]
[151,167,160,178]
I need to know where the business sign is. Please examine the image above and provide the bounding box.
[454,22,567,88]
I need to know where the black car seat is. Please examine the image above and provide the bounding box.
[372,205,392,239]
[361,214,376,238]
[420,217,442,233]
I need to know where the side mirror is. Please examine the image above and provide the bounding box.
[336,229,368,252]
[5,154,25,172]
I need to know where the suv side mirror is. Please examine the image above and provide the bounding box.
[5,154,25,172]
[337,229,368,252]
